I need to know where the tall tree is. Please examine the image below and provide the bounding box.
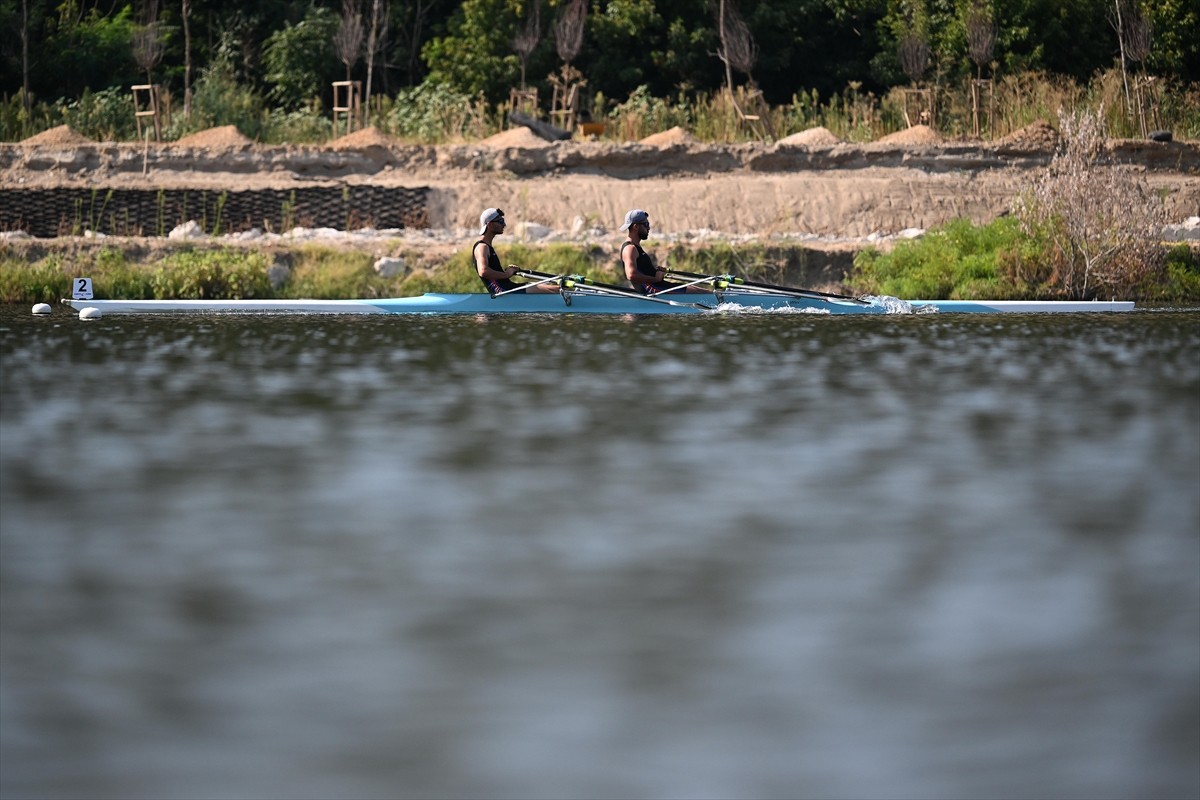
[421,0,522,101]
[714,0,757,93]
[21,0,31,113]
[181,0,192,116]
[363,0,386,121]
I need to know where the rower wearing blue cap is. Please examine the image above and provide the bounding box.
[619,209,710,296]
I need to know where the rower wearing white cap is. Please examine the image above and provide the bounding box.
[474,207,559,296]
[619,209,709,296]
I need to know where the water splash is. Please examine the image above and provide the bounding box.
[861,295,940,314]
[712,303,831,315]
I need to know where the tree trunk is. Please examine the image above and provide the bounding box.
[1113,0,1131,114]
[719,0,733,94]
[21,0,30,115]
[182,0,192,116]
[364,0,383,125]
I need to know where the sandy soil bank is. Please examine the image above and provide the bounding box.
[2,123,1197,255]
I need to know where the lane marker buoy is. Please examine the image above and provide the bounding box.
[32,303,51,315]
[79,307,102,320]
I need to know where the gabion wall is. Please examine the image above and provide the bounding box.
[0,185,430,237]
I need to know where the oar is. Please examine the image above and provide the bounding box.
[665,268,873,305]
[517,270,716,310]
[646,273,717,296]
[491,272,565,298]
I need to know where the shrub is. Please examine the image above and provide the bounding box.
[380,83,493,143]
[178,49,268,141]
[1140,245,1200,304]
[1013,106,1168,299]
[283,247,388,298]
[849,217,1023,299]
[150,249,274,299]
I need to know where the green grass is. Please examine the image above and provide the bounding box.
[849,218,1027,300]
[849,218,1200,302]
[3,237,1196,305]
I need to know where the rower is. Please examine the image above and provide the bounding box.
[618,209,711,296]
[474,208,559,296]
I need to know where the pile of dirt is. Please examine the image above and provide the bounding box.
[778,127,842,147]
[327,125,396,150]
[21,125,93,146]
[640,126,697,146]
[877,124,943,145]
[997,119,1060,152]
[479,126,550,148]
[173,125,253,147]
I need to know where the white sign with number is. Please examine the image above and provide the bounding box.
[72,278,93,300]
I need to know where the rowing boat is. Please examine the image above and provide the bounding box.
[59,293,1134,316]
[56,269,1134,316]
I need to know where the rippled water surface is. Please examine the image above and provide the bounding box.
[2,304,1198,799]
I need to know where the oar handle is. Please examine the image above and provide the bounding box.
[491,271,565,298]
[518,269,628,295]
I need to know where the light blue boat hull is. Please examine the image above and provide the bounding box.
[60,293,1135,316]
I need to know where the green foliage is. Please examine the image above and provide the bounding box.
[1146,0,1200,79]
[3,237,1196,304]
[179,46,268,140]
[848,216,1198,303]
[849,217,1024,300]
[261,105,332,145]
[606,86,691,140]
[1142,245,1200,304]
[421,0,522,103]
[0,254,71,304]
[58,87,139,141]
[4,0,1199,144]
[283,247,391,298]
[149,249,274,299]
[40,4,142,100]
[586,0,672,96]
[262,5,340,110]
[380,83,491,143]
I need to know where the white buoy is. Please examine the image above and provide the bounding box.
[32,303,52,315]
[78,307,103,320]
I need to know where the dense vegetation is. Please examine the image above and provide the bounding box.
[2,0,1197,142]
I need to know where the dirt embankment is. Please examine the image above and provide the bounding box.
[2,123,1197,246]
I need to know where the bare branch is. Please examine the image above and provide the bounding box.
[1015,107,1167,299]
[898,29,929,85]
[965,0,995,77]
[513,0,540,87]
[1124,2,1153,64]
[715,0,757,86]
[335,0,365,82]
[132,21,164,82]
[554,0,586,66]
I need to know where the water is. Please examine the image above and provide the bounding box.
[2,304,1198,800]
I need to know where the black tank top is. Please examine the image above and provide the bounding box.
[475,240,518,293]
[623,241,664,293]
